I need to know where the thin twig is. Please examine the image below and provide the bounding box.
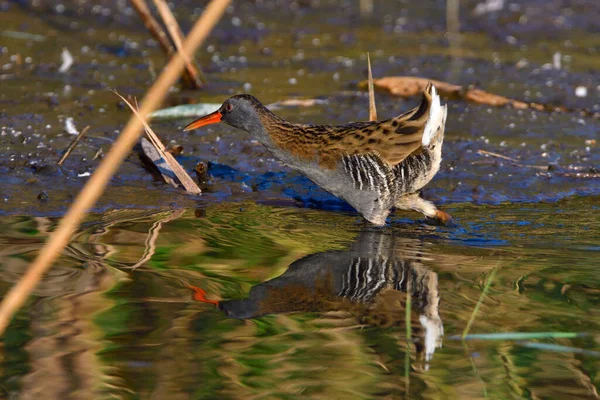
[0,0,231,335]
[477,149,519,163]
[477,149,549,171]
[130,0,202,89]
[462,265,499,340]
[367,53,377,121]
[57,125,91,165]
[153,0,206,85]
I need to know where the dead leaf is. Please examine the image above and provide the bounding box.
[359,76,598,117]
[360,76,460,97]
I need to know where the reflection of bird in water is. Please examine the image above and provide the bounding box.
[187,231,444,366]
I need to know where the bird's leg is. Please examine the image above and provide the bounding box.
[395,193,453,225]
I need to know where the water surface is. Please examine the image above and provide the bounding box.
[0,1,599,398]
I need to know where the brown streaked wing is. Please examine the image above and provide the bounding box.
[323,84,433,167]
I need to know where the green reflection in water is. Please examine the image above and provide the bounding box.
[0,200,598,399]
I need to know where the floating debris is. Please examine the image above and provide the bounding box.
[1,30,46,42]
[150,103,222,120]
[150,99,327,121]
[64,117,79,135]
[37,191,49,202]
[575,86,588,98]
[473,0,505,16]
[58,47,74,73]
[553,52,562,70]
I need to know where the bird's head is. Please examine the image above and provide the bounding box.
[183,94,266,133]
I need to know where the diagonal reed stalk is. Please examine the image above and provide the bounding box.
[0,0,231,335]
[462,264,499,340]
[153,0,207,84]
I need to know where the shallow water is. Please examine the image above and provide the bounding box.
[1,201,599,399]
[1,0,599,398]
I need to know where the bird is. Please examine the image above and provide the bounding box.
[185,231,444,365]
[183,82,450,226]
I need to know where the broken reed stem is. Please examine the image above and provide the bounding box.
[130,0,202,89]
[117,92,202,194]
[0,0,231,335]
[153,0,206,84]
[462,265,499,340]
[57,125,90,165]
[130,0,174,55]
[367,53,377,121]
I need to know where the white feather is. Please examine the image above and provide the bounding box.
[421,85,445,148]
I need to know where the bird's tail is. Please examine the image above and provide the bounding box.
[421,83,447,149]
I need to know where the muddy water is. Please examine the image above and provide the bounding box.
[1,1,599,399]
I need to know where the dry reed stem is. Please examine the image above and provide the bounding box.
[115,92,201,194]
[0,0,231,335]
[130,0,202,89]
[477,149,548,171]
[367,53,377,121]
[130,0,174,54]
[57,125,91,165]
[153,0,206,84]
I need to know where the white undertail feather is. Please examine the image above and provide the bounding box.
[421,85,447,148]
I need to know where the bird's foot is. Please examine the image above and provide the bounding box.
[433,210,455,226]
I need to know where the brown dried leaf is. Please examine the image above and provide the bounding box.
[360,76,461,97]
[358,76,590,116]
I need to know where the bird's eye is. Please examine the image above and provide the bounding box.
[225,103,233,112]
